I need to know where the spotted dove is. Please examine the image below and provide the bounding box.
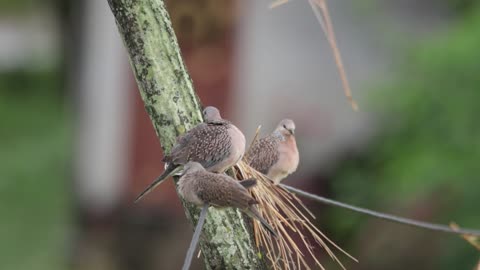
[178,162,277,237]
[245,119,299,184]
[135,106,246,202]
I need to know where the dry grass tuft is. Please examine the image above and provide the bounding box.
[234,161,356,269]
[232,127,357,269]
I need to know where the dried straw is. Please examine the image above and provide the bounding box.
[232,127,357,269]
[269,0,358,111]
[450,222,480,251]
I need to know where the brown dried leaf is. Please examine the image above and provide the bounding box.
[450,222,480,251]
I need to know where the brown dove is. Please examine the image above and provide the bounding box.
[245,119,299,184]
[178,162,277,237]
[135,106,246,202]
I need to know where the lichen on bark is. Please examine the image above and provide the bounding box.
[106,0,266,268]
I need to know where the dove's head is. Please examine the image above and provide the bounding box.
[202,106,222,122]
[275,119,295,137]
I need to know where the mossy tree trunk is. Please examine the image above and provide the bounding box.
[106,0,266,269]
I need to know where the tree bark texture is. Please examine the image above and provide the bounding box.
[106,0,265,269]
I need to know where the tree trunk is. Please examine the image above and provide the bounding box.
[106,0,266,269]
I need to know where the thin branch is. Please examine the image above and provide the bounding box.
[281,184,480,237]
[245,125,262,160]
[307,0,327,38]
[183,204,209,270]
[309,0,358,111]
[270,0,358,110]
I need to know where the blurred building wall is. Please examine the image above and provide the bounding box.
[0,9,59,70]
[74,0,131,214]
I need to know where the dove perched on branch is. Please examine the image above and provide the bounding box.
[178,162,277,237]
[135,106,246,202]
[245,119,299,184]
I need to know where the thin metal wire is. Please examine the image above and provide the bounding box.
[281,184,480,237]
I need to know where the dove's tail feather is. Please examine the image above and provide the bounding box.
[134,163,178,203]
[244,207,278,238]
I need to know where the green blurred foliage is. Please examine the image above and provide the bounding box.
[0,69,69,270]
[328,4,480,270]
[447,0,477,13]
[0,0,60,14]
[0,0,39,14]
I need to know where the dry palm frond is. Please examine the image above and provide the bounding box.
[269,0,358,111]
[234,161,356,269]
[450,222,480,251]
[232,127,356,269]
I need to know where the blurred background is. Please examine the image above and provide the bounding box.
[1,0,479,269]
